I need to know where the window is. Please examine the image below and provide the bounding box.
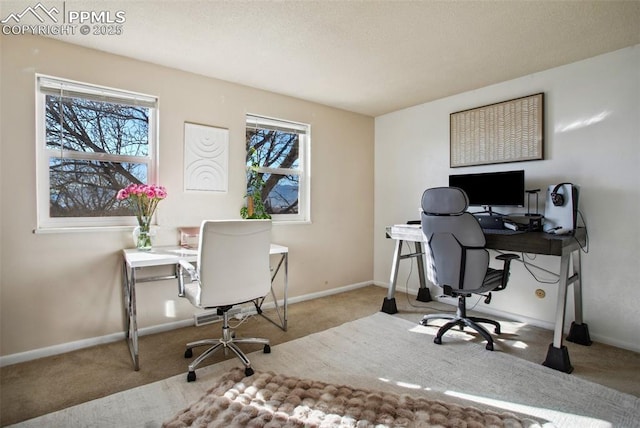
[36,75,158,229]
[245,114,310,222]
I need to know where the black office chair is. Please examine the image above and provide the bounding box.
[420,187,519,350]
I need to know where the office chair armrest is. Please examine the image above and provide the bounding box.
[494,253,520,291]
[495,253,519,262]
[177,259,198,297]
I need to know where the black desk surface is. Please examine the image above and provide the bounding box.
[484,228,587,256]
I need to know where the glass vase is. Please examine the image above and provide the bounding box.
[133,226,154,251]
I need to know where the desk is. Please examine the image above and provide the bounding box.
[383,224,590,373]
[122,244,288,371]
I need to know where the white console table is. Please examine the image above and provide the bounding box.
[122,244,288,371]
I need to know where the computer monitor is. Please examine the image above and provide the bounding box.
[448,170,525,211]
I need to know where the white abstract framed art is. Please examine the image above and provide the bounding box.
[183,122,229,192]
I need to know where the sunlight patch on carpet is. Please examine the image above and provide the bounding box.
[445,390,613,428]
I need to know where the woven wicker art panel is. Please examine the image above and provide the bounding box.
[450,93,544,167]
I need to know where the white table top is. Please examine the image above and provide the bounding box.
[123,244,288,268]
[385,224,424,242]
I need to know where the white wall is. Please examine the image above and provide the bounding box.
[374,45,640,352]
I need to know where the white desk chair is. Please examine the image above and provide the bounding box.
[178,219,272,381]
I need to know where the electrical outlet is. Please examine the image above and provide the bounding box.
[535,289,546,299]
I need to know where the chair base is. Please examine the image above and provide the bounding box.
[184,310,270,382]
[420,295,500,351]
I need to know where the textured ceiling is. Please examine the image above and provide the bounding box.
[4,0,640,116]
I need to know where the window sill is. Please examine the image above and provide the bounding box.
[33,225,135,234]
[273,219,312,226]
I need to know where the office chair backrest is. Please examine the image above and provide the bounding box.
[197,219,272,307]
[421,187,489,292]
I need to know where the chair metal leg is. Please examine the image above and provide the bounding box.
[425,295,498,350]
[469,316,501,334]
[435,319,461,340]
[420,313,456,326]
[233,337,270,346]
[187,342,225,373]
[463,318,495,350]
[184,310,270,381]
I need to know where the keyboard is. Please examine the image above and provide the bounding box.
[482,228,524,235]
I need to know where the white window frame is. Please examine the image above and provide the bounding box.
[246,114,311,223]
[35,74,159,230]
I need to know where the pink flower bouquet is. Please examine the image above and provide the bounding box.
[117,184,167,249]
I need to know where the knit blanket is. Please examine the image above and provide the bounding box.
[163,368,538,427]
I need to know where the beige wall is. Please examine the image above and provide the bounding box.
[0,35,374,357]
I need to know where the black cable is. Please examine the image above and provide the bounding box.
[402,245,455,313]
[575,210,590,253]
[522,252,560,284]
[466,294,484,311]
[494,249,560,284]
[516,209,589,283]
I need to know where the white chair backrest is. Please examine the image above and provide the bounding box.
[197,219,272,308]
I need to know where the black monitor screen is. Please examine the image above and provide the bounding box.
[448,170,525,207]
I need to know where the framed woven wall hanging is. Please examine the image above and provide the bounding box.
[450,93,544,167]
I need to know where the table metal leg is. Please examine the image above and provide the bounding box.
[258,253,288,331]
[413,241,432,302]
[283,252,288,330]
[566,249,592,345]
[381,239,403,314]
[543,252,573,373]
[122,261,139,371]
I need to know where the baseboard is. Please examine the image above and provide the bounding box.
[0,318,195,368]
[0,281,374,367]
[287,280,372,305]
[373,282,640,354]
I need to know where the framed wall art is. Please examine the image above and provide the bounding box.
[184,122,229,192]
[450,93,544,168]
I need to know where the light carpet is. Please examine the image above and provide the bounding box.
[10,313,640,428]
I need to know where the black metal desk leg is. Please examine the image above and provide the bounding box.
[543,253,573,373]
[413,241,432,302]
[567,249,592,345]
[381,239,403,314]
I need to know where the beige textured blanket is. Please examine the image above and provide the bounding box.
[163,368,537,427]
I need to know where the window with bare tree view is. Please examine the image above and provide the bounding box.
[36,76,158,228]
[246,115,310,222]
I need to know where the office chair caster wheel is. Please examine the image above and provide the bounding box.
[420,319,428,326]
[263,344,271,353]
[244,367,254,377]
[433,337,442,345]
[494,327,501,334]
[184,348,193,358]
[485,342,494,351]
[187,371,196,382]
